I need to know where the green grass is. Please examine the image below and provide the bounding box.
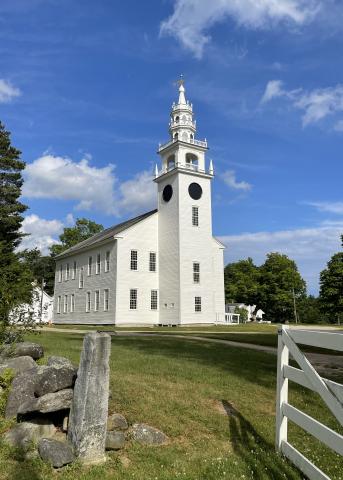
[0,332,342,479]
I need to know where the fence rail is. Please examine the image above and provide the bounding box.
[276,325,343,480]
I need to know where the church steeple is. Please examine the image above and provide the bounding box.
[156,78,211,179]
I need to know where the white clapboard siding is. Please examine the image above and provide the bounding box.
[275,325,343,480]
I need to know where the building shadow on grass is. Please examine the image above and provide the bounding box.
[222,401,301,480]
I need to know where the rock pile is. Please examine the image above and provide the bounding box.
[0,335,169,470]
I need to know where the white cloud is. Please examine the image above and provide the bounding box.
[261,80,285,103]
[0,79,21,103]
[261,81,343,127]
[221,170,252,191]
[19,214,64,254]
[219,223,343,294]
[160,0,319,58]
[23,154,156,217]
[118,170,156,215]
[307,201,343,215]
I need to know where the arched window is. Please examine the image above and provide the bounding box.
[185,153,198,170]
[190,133,194,141]
[167,155,175,171]
[175,116,179,123]
[181,131,188,142]
[174,132,178,140]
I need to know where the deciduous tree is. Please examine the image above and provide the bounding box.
[50,218,104,257]
[319,236,343,324]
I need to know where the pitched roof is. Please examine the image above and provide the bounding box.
[56,209,158,259]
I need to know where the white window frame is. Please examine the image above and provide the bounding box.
[57,296,61,314]
[94,290,100,311]
[88,256,92,276]
[104,289,109,311]
[151,290,158,310]
[130,250,138,271]
[70,294,75,313]
[105,251,110,272]
[130,289,137,310]
[96,253,101,275]
[58,264,62,282]
[149,252,157,272]
[192,206,199,227]
[79,267,84,289]
[195,296,201,312]
[63,295,68,314]
[72,261,77,280]
[193,262,200,283]
[86,291,91,312]
[65,263,70,281]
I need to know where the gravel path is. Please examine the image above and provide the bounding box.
[41,327,343,378]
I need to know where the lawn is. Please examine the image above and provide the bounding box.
[0,332,342,480]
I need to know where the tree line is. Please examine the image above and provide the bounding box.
[224,238,343,324]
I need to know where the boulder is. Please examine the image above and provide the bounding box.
[3,418,56,451]
[12,342,44,360]
[5,367,38,418]
[47,356,75,369]
[107,413,128,431]
[38,438,75,468]
[18,389,73,415]
[105,431,125,450]
[130,423,169,446]
[34,365,77,397]
[68,332,111,464]
[0,356,37,376]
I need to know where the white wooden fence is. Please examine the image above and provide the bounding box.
[276,325,343,480]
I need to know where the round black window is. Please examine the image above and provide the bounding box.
[162,184,173,202]
[188,182,202,200]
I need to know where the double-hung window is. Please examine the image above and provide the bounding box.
[104,289,109,311]
[149,252,156,272]
[192,206,199,226]
[96,254,101,274]
[65,263,70,281]
[130,250,138,271]
[88,256,92,276]
[79,267,84,289]
[72,261,77,280]
[57,296,61,314]
[130,289,137,310]
[70,294,75,313]
[195,296,201,312]
[151,290,158,310]
[105,251,110,272]
[193,262,200,283]
[94,290,100,311]
[86,292,91,312]
[63,295,68,313]
[58,265,62,282]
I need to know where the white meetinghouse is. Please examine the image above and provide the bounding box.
[53,80,226,326]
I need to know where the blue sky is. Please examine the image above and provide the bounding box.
[1,0,343,294]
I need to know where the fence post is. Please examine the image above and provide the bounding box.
[276,325,289,452]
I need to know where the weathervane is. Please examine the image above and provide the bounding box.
[176,74,185,87]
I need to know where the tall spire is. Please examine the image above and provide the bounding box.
[177,74,186,105]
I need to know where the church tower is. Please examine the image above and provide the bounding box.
[155,79,223,325]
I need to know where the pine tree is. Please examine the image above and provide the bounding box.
[0,121,27,252]
[0,121,33,342]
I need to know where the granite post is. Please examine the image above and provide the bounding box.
[68,332,111,464]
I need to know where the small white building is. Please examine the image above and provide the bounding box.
[53,81,226,326]
[11,286,54,325]
[225,303,265,323]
